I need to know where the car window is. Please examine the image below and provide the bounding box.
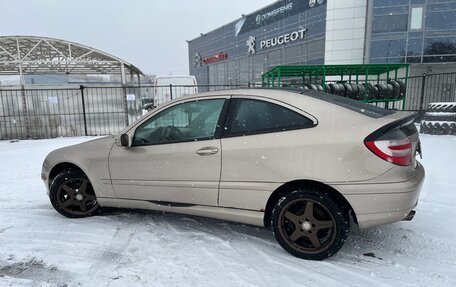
[225,99,314,137]
[133,99,225,146]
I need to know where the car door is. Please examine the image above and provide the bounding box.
[109,97,227,206]
[219,96,317,210]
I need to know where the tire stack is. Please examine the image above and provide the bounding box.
[304,80,405,101]
[420,102,456,135]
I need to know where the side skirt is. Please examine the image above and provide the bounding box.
[97,197,265,227]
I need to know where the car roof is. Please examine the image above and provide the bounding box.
[180,88,394,119]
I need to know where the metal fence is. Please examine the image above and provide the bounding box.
[1,73,455,140]
[402,73,456,118]
[0,84,247,139]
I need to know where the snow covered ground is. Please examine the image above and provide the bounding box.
[0,135,455,287]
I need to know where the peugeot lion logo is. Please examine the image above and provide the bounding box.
[194,53,202,67]
[309,0,316,7]
[246,36,256,55]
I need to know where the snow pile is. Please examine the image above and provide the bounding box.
[0,135,455,286]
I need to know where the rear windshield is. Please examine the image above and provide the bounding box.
[301,90,395,118]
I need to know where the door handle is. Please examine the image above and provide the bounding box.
[196,147,219,156]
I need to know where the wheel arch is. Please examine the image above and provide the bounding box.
[263,180,357,228]
[48,162,86,188]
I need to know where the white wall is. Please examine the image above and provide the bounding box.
[324,0,367,65]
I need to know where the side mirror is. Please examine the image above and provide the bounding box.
[120,134,130,147]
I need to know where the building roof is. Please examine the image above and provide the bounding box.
[0,36,144,76]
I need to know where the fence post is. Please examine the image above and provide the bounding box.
[80,85,88,136]
[169,84,173,100]
[21,86,30,138]
[122,86,129,127]
[418,73,427,121]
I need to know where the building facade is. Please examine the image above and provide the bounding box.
[188,0,456,86]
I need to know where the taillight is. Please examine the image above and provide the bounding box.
[364,115,418,166]
[365,137,413,166]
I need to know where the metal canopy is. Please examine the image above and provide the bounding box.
[0,36,144,84]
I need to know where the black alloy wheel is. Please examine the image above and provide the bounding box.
[50,170,100,218]
[272,189,349,260]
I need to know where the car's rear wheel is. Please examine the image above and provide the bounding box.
[271,189,349,260]
[49,170,100,218]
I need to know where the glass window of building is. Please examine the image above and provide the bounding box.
[410,6,424,30]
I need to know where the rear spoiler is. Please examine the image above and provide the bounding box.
[365,114,417,142]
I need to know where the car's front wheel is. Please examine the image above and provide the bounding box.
[271,189,349,260]
[49,170,100,218]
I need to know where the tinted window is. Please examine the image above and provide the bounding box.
[371,39,407,58]
[372,15,408,33]
[302,90,395,118]
[426,11,456,31]
[133,99,225,146]
[225,99,314,136]
[424,37,456,55]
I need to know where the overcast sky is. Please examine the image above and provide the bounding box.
[1,0,275,75]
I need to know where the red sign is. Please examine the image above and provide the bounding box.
[203,52,228,65]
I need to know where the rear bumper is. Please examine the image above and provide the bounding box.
[331,162,425,229]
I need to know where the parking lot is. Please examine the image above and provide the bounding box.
[0,134,455,286]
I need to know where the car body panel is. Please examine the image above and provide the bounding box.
[42,136,116,198]
[108,139,221,205]
[42,89,425,230]
[333,162,425,228]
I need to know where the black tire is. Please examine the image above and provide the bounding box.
[342,83,352,98]
[376,83,388,99]
[386,83,394,99]
[423,113,456,122]
[316,84,324,92]
[398,80,406,97]
[372,85,380,99]
[349,83,359,100]
[364,83,376,100]
[49,170,100,218]
[420,121,456,135]
[389,80,401,99]
[324,84,331,93]
[427,102,456,113]
[357,84,366,100]
[329,83,340,95]
[306,84,318,90]
[271,189,350,260]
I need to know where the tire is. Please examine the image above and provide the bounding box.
[329,83,340,95]
[364,83,376,100]
[349,83,359,100]
[398,80,406,97]
[342,83,352,98]
[372,85,380,100]
[386,83,394,99]
[357,84,366,100]
[271,189,350,260]
[306,84,318,90]
[422,113,456,122]
[389,80,401,99]
[316,84,324,92]
[49,170,100,218]
[420,121,456,135]
[324,84,331,93]
[427,102,456,113]
[376,83,388,99]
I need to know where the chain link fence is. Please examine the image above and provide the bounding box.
[1,74,455,140]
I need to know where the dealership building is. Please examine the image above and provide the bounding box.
[188,0,456,86]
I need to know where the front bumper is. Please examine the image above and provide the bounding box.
[331,162,425,229]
